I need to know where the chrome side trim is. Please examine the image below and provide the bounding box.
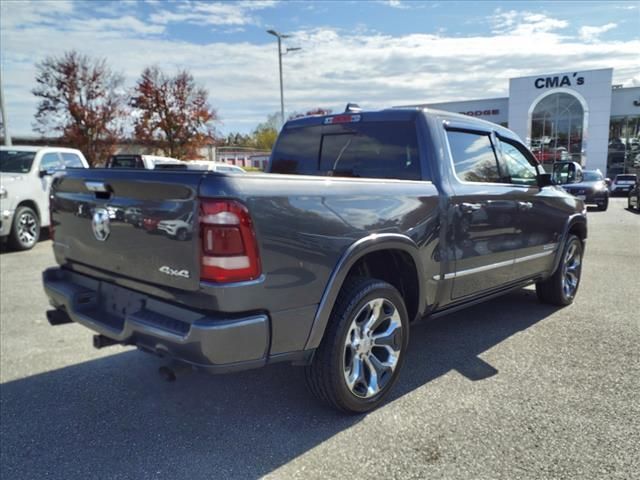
[513,250,555,264]
[452,258,514,278]
[438,245,557,280]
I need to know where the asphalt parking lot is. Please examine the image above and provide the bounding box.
[1,198,638,479]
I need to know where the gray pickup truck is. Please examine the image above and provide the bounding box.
[43,107,587,413]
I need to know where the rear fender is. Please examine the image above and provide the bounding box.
[303,233,425,350]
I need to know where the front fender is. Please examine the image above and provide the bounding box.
[549,212,587,276]
[303,233,425,350]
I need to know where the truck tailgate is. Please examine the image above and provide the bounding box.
[51,169,205,291]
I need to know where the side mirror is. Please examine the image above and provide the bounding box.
[552,161,583,185]
[605,177,612,187]
[39,169,52,178]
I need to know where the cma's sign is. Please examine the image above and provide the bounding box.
[535,73,585,89]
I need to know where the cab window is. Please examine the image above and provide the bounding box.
[497,137,539,186]
[40,152,62,171]
[61,152,84,168]
[446,130,501,183]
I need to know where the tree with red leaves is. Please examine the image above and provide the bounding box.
[130,67,217,159]
[32,51,126,166]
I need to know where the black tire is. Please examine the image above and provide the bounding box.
[8,206,40,251]
[598,198,608,211]
[305,277,409,413]
[176,228,188,241]
[536,234,583,306]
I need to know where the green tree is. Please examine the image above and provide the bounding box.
[252,112,280,151]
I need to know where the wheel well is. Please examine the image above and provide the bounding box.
[16,200,40,222]
[568,221,587,243]
[345,249,420,322]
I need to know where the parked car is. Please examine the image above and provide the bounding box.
[184,161,247,174]
[159,160,247,174]
[561,169,609,211]
[106,154,186,169]
[609,174,638,196]
[43,107,587,413]
[0,146,89,250]
[628,181,640,212]
[124,207,144,227]
[157,212,194,240]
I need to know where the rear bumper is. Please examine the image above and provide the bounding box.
[43,267,271,373]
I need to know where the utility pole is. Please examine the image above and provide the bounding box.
[0,69,11,146]
[267,30,301,127]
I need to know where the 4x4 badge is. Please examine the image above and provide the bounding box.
[159,266,190,279]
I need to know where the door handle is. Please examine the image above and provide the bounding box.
[518,201,533,211]
[458,202,482,214]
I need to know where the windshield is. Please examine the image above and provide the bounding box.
[108,155,143,168]
[0,150,37,173]
[583,171,603,181]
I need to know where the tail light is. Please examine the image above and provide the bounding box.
[199,199,261,283]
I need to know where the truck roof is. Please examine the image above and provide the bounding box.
[283,106,519,142]
[0,145,83,153]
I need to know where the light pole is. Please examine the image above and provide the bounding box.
[267,29,300,127]
[0,68,11,146]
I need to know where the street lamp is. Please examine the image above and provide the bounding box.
[267,29,301,127]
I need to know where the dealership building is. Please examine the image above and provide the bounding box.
[411,68,640,177]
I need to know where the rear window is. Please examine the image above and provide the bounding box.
[616,175,637,181]
[108,155,143,168]
[583,171,603,181]
[271,121,423,180]
[0,150,36,173]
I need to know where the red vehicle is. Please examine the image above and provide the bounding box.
[533,148,569,164]
[142,215,162,232]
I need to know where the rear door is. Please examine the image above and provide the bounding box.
[51,169,204,291]
[444,127,520,299]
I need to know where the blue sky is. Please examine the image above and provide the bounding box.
[2,0,639,137]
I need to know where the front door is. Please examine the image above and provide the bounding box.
[494,135,566,279]
[445,128,520,299]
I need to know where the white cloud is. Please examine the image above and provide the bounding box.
[491,9,569,35]
[1,4,639,137]
[579,23,618,42]
[150,1,277,27]
[382,0,410,9]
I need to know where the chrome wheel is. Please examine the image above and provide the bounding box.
[17,211,38,247]
[562,241,581,299]
[343,298,402,399]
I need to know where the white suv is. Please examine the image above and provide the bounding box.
[609,174,638,196]
[0,146,89,250]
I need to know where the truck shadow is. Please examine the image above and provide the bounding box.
[0,288,554,479]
